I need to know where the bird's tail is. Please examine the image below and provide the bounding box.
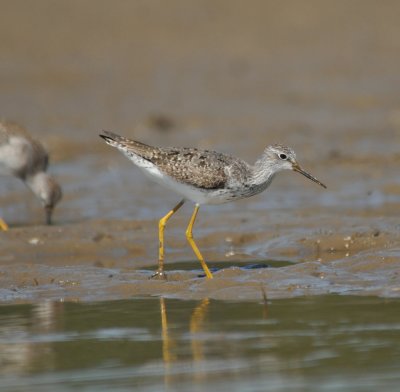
[99,130,156,159]
[99,130,126,148]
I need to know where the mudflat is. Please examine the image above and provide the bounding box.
[0,0,399,303]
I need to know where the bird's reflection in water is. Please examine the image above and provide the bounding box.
[159,297,211,387]
[190,298,210,383]
[0,300,65,375]
[160,297,177,365]
[261,285,268,319]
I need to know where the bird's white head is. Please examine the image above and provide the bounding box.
[27,172,63,224]
[263,144,326,188]
[264,144,297,171]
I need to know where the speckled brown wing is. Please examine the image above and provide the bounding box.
[148,147,230,189]
[100,131,247,189]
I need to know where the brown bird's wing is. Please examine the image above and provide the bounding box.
[100,131,246,189]
[148,147,231,189]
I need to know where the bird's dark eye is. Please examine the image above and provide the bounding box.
[279,153,287,160]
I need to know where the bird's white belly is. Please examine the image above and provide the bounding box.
[138,164,227,205]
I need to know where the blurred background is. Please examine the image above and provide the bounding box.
[0,0,399,224]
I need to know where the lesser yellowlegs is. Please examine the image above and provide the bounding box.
[100,131,326,279]
[0,121,62,229]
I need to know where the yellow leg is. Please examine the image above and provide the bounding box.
[186,204,213,279]
[0,218,9,231]
[154,199,185,278]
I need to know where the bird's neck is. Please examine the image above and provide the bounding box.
[25,172,47,201]
[250,155,277,189]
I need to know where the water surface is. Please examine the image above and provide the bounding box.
[1,296,399,391]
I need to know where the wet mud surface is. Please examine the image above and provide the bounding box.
[0,1,400,303]
[0,210,398,302]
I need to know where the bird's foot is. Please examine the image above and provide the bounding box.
[150,268,167,280]
[0,218,9,231]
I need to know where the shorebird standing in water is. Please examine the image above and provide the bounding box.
[100,131,326,279]
[0,121,62,229]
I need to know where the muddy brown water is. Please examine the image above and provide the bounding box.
[0,1,400,390]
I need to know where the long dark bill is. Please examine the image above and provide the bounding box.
[292,163,327,189]
[45,206,53,225]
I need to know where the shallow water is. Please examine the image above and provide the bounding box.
[1,295,399,391]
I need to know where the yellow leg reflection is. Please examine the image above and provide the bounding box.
[160,297,177,389]
[0,218,9,231]
[185,204,213,279]
[160,297,176,364]
[160,297,211,387]
[154,199,185,278]
[190,298,210,364]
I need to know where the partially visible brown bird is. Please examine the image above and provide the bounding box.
[0,121,62,229]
